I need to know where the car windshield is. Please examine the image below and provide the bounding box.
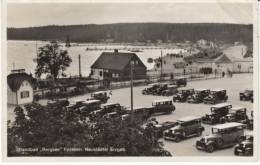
[212,128,219,134]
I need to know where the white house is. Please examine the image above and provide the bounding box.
[7,69,34,105]
[150,53,186,77]
[222,45,253,73]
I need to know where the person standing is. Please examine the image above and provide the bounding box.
[222,71,225,78]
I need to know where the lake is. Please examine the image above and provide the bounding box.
[7,40,186,77]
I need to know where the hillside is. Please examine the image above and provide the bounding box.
[7,23,253,43]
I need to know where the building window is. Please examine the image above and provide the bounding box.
[20,91,30,98]
[99,71,103,76]
[90,70,94,75]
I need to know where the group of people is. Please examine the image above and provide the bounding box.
[222,69,233,78]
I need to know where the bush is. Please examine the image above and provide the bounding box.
[8,103,170,156]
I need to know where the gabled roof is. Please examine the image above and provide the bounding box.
[214,54,232,63]
[91,52,146,70]
[7,72,33,92]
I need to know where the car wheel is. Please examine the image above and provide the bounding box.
[175,136,181,143]
[206,144,214,153]
[245,150,253,156]
[234,149,239,156]
[216,138,224,147]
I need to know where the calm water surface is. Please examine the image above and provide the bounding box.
[7,40,185,77]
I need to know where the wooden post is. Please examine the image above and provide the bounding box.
[78,54,82,78]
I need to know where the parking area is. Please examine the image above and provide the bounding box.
[7,73,254,156]
[71,73,253,156]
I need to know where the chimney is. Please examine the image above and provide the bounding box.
[114,49,118,53]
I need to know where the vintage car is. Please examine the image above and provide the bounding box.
[202,103,232,125]
[173,88,195,102]
[246,111,253,130]
[239,89,253,101]
[79,99,102,115]
[161,85,179,96]
[66,99,85,110]
[142,83,160,95]
[196,122,246,153]
[203,89,228,104]
[103,111,120,119]
[47,99,70,107]
[164,116,205,142]
[187,88,210,103]
[152,83,170,95]
[224,107,249,124]
[171,77,187,87]
[234,133,253,156]
[153,121,178,138]
[123,106,151,122]
[91,102,125,117]
[147,99,176,115]
[89,91,110,103]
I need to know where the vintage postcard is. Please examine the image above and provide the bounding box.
[1,0,259,162]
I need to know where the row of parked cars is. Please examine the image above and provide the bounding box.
[148,116,253,155]
[201,103,253,129]
[62,96,176,122]
[172,88,228,104]
[142,78,187,96]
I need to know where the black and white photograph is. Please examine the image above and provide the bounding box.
[1,0,259,161]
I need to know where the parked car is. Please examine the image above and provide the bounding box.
[224,107,249,124]
[142,83,160,95]
[147,99,176,115]
[234,133,253,156]
[171,77,187,87]
[124,106,151,122]
[246,111,253,130]
[196,122,246,153]
[79,99,102,115]
[187,89,210,103]
[47,99,69,107]
[239,89,253,101]
[164,116,205,142]
[202,103,232,125]
[173,89,195,102]
[152,83,170,95]
[153,121,178,138]
[91,102,125,117]
[66,99,85,110]
[89,91,110,103]
[203,89,228,104]
[161,85,178,96]
[103,111,120,119]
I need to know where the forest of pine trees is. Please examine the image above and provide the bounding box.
[7,23,253,43]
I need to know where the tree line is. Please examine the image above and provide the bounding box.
[7,23,253,43]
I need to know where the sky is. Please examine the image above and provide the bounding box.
[7,2,253,28]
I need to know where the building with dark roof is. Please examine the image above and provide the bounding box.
[7,69,34,105]
[90,50,147,82]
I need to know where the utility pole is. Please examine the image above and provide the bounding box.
[78,54,82,78]
[130,61,134,124]
[160,50,163,81]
